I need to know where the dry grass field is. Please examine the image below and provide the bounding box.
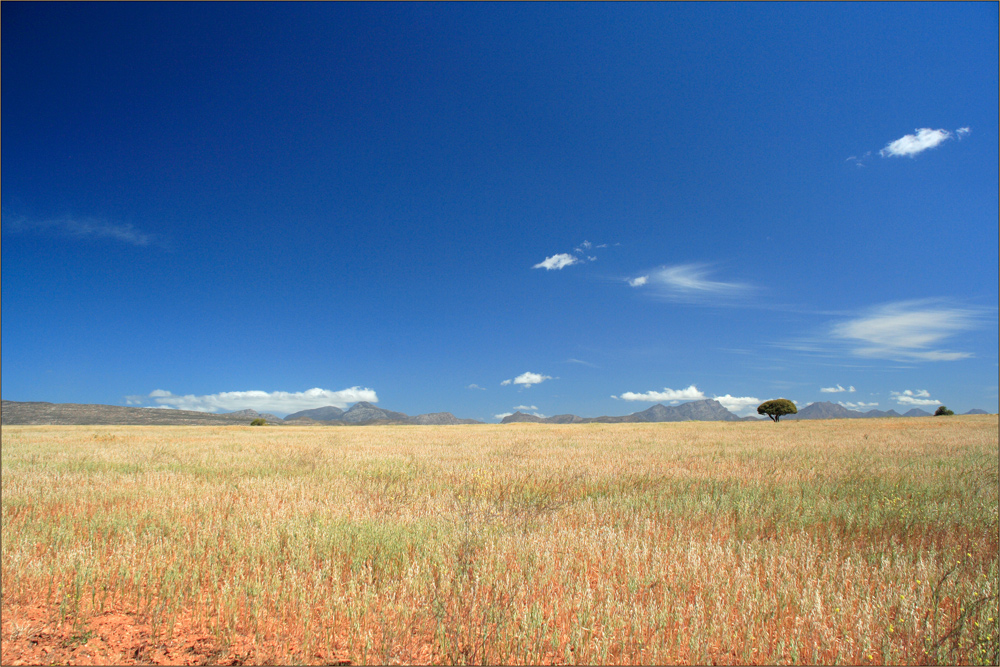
[2,417,997,665]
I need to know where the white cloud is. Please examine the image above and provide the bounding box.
[713,394,762,416]
[879,128,952,157]
[612,385,706,402]
[466,384,486,391]
[566,358,599,368]
[513,405,538,411]
[891,389,940,407]
[494,412,513,420]
[956,127,971,138]
[533,253,580,270]
[629,264,750,302]
[502,372,554,388]
[139,387,378,415]
[831,300,982,361]
[820,384,856,393]
[840,401,879,410]
[5,215,163,248]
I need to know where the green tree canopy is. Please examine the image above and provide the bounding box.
[250,418,268,426]
[934,406,954,416]
[757,399,798,422]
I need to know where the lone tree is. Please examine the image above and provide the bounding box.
[757,399,797,422]
[934,406,954,416]
[250,418,268,426]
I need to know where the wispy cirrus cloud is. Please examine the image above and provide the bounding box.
[612,385,706,402]
[5,215,164,248]
[627,263,751,303]
[821,384,856,393]
[891,389,940,407]
[830,300,984,362]
[501,372,554,388]
[126,387,378,415]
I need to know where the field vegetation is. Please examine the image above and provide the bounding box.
[2,417,997,665]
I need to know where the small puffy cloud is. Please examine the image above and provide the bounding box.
[891,389,940,406]
[820,384,856,393]
[713,394,761,416]
[879,128,952,158]
[840,401,879,410]
[502,372,554,388]
[831,300,982,361]
[956,127,971,138]
[513,405,538,411]
[533,253,580,270]
[137,387,378,415]
[629,264,750,302]
[466,384,486,391]
[612,385,706,403]
[494,412,513,420]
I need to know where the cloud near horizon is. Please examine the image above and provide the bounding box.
[713,394,762,416]
[501,372,553,388]
[891,389,940,407]
[132,387,378,415]
[612,385,706,402]
[840,401,879,410]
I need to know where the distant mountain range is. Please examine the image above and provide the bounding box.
[785,401,989,420]
[501,399,750,423]
[0,400,482,426]
[502,399,991,424]
[0,399,990,427]
[283,402,481,425]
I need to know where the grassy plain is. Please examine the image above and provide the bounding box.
[2,417,997,665]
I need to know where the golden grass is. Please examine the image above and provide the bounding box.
[2,417,997,664]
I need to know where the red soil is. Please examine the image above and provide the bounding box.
[1,603,353,666]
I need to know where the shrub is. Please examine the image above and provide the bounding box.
[934,406,954,416]
[250,418,268,426]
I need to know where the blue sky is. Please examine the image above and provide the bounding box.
[3,2,997,420]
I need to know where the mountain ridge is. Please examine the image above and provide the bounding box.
[0,400,483,426]
[1,399,990,427]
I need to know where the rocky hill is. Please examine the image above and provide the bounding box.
[284,406,345,421]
